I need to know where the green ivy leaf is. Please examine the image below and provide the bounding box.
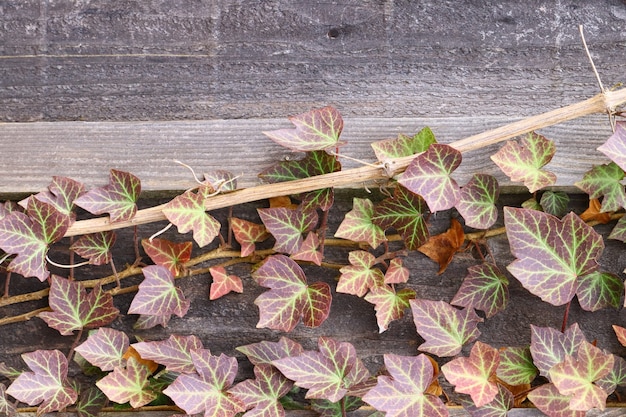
[229,364,293,417]
[96,357,157,408]
[263,106,344,152]
[71,231,116,265]
[141,238,192,277]
[442,341,500,407]
[334,198,386,249]
[364,285,416,333]
[398,143,462,212]
[410,299,483,357]
[598,121,626,171]
[456,174,500,229]
[258,207,318,254]
[74,328,129,371]
[451,263,509,319]
[362,353,447,417]
[310,396,364,417]
[504,208,603,306]
[530,323,586,378]
[496,346,538,386]
[230,218,270,257]
[337,251,384,297]
[371,127,436,161]
[163,189,221,248]
[75,385,107,417]
[39,276,119,336]
[609,216,626,242]
[372,184,429,250]
[253,255,331,331]
[575,163,626,212]
[539,191,570,218]
[74,169,141,222]
[576,271,623,312]
[272,337,369,403]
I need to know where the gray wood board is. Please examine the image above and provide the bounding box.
[0,114,616,194]
[1,0,625,122]
[0,194,625,415]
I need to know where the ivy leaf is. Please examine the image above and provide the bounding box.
[575,163,626,212]
[398,143,462,212]
[236,337,303,367]
[163,350,245,417]
[133,314,170,330]
[362,353,448,417]
[530,323,586,378]
[451,263,509,319]
[71,231,116,265]
[609,216,626,242]
[291,232,322,266]
[228,364,293,417]
[231,218,270,257]
[384,258,409,284]
[141,238,192,276]
[163,189,221,248]
[337,251,384,297]
[74,328,129,371]
[371,127,436,161]
[262,106,344,152]
[539,191,570,218]
[461,384,513,417]
[0,198,70,281]
[0,384,16,417]
[597,355,626,394]
[75,385,107,417]
[442,341,500,407]
[496,346,538,386]
[410,299,482,357]
[364,285,415,333]
[335,198,386,249]
[259,150,341,211]
[614,325,626,347]
[417,218,465,274]
[29,176,86,222]
[372,184,429,250]
[39,276,119,336]
[128,265,190,324]
[6,350,78,415]
[504,208,604,306]
[490,132,556,193]
[258,207,318,254]
[132,334,204,374]
[209,266,244,300]
[96,357,157,408]
[310,396,364,417]
[203,170,238,192]
[528,383,586,417]
[272,337,369,403]
[598,121,626,171]
[252,254,331,331]
[549,340,613,411]
[74,169,141,222]
[456,174,500,229]
[575,271,623,311]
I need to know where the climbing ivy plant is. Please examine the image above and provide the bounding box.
[0,106,625,417]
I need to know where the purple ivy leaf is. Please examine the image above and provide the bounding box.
[163,189,221,248]
[209,266,244,300]
[290,231,322,266]
[230,218,270,257]
[0,198,70,281]
[371,127,436,161]
[28,176,86,223]
[337,250,384,297]
[575,162,626,212]
[504,208,604,306]
[539,191,570,218]
[203,170,238,192]
[451,263,509,319]
[75,328,129,371]
[490,132,556,193]
[398,143,462,212]
[384,258,409,284]
[461,384,513,417]
[236,337,304,367]
[258,207,318,254]
[75,385,107,417]
[163,350,245,417]
[141,238,192,277]
[70,231,116,265]
[74,169,141,222]
[598,121,626,171]
[410,299,483,357]
[132,334,204,374]
[335,198,386,249]
[6,350,78,415]
[372,184,429,250]
[362,353,448,417]
[228,364,293,417]
[128,265,190,324]
[39,276,119,336]
[262,106,344,152]
[273,337,369,403]
[364,285,415,333]
[528,382,585,417]
[96,357,157,408]
[530,323,587,378]
[456,174,500,229]
[597,355,626,394]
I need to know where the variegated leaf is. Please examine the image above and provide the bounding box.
[74,169,140,222]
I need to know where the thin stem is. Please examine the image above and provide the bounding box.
[340,397,346,417]
[3,271,10,299]
[66,327,84,364]
[561,300,572,333]
[110,256,120,288]
[69,236,75,281]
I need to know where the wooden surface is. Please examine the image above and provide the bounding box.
[1,0,625,194]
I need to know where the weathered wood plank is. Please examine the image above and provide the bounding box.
[0,114,615,194]
[1,0,624,122]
